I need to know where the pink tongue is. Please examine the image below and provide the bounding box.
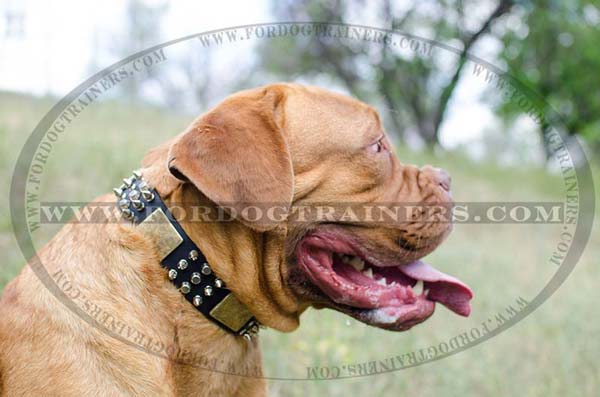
[400,261,473,316]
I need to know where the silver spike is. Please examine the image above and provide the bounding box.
[192,295,202,307]
[113,187,124,197]
[188,250,199,261]
[121,209,134,220]
[191,272,201,284]
[132,170,142,179]
[214,278,224,288]
[131,199,144,210]
[180,282,191,294]
[118,198,130,210]
[246,321,260,338]
[123,177,134,187]
[141,190,155,201]
[168,269,178,280]
[178,259,188,270]
[128,190,141,200]
[204,285,213,296]
[201,263,212,275]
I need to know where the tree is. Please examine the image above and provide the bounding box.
[110,0,223,112]
[256,0,514,148]
[114,0,169,102]
[497,0,600,157]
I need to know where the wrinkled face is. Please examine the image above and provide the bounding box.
[167,83,472,332]
[281,86,472,331]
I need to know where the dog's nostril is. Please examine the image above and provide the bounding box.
[437,168,451,192]
[420,165,452,192]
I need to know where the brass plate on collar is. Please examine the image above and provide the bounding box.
[137,208,183,260]
[210,293,254,332]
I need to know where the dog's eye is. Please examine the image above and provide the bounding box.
[368,139,384,154]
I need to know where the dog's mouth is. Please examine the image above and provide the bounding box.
[295,229,473,331]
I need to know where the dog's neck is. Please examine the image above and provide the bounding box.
[138,146,300,337]
[141,144,301,332]
[162,183,301,332]
[111,168,301,391]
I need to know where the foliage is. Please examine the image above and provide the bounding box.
[493,1,600,156]
[256,0,514,147]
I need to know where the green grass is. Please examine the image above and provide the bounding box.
[0,91,598,396]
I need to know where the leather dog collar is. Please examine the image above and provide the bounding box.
[113,170,260,340]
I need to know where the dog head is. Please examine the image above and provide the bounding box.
[155,83,472,332]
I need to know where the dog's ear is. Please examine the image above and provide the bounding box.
[141,138,182,198]
[167,85,293,231]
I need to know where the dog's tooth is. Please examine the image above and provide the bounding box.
[413,280,424,295]
[362,267,374,279]
[376,277,387,286]
[349,256,365,271]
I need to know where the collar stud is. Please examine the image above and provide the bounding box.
[189,250,199,261]
[177,259,188,270]
[191,272,202,284]
[192,295,203,307]
[201,263,212,275]
[114,170,260,338]
[180,282,191,294]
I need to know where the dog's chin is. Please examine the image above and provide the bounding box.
[290,227,473,332]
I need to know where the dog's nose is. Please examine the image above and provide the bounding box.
[436,168,451,192]
[420,166,452,192]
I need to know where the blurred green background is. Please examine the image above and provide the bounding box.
[1,0,599,396]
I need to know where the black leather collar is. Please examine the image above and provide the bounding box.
[113,171,259,339]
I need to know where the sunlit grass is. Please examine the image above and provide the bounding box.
[0,91,597,396]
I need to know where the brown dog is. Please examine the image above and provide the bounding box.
[0,83,471,396]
